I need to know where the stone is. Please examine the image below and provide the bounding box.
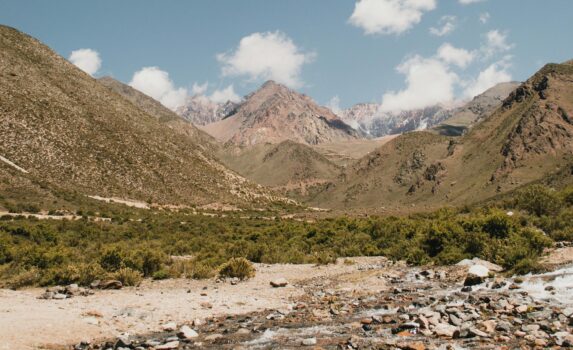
[457,258,503,272]
[469,327,489,338]
[464,265,490,286]
[99,280,122,290]
[495,321,512,333]
[399,342,426,350]
[433,323,458,338]
[52,293,67,300]
[115,336,131,348]
[204,334,223,341]
[480,320,497,333]
[270,278,289,288]
[156,341,180,350]
[515,305,528,313]
[301,338,317,346]
[177,325,198,339]
[162,322,177,332]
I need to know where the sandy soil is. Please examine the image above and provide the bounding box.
[0,257,389,350]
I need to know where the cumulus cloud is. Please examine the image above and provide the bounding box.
[129,67,187,110]
[69,48,101,76]
[464,58,512,98]
[381,55,458,112]
[482,30,514,58]
[326,96,342,115]
[217,31,315,88]
[479,12,490,24]
[191,82,208,95]
[349,0,437,35]
[437,43,475,68]
[209,85,241,104]
[430,15,457,37]
[459,0,486,4]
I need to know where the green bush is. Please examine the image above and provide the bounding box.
[515,185,562,216]
[218,258,255,280]
[112,267,143,286]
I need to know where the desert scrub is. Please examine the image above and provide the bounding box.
[112,267,143,286]
[218,258,255,280]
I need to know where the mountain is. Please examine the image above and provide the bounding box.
[98,76,219,152]
[312,61,573,210]
[217,141,342,199]
[432,82,520,136]
[0,25,278,211]
[339,103,452,137]
[175,95,239,126]
[202,81,360,146]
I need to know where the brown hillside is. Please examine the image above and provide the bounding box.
[0,25,276,209]
[312,62,573,211]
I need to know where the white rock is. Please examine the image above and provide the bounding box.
[161,322,177,332]
[469,264,490,277]
[156,340,180,350]
[302,337,317,346]
[433,323,458,338]
[177,325,198,339]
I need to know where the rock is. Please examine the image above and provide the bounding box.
[480,320,497,333]
[301,338,317,346]
[555,331,573,346]
[84,317,99,325]
[469,327,489,338]
[204,334,223,341]
[399,342,426,350]
[270,278,289,288]
[515,305,528,313]
[433,323,458,338]
[99,280,122,290]
[115,336,131,348]
[200,301,213,309]
[39,291,55,300]
[464,265,490,286]
[52,293,67,300]
[457,258,503,272]
[192,318,205,327]
[162,322,177,332]
[156,341,180,350]
[177,325,198,339]
[449,314,462,327]
[495,321,512,333]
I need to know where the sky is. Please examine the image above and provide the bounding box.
[1,0,572,111]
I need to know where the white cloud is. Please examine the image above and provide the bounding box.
[326,96,342,115]
[191,82,208,95]
[349,0,437,35]
[464,58,512,98]
[459,0,486,4]
[209,85,241,104]
[482,30,513,58]
[437,43,475,68]
[381,55,458,112]
[479,12,490,24]
[129,67,187,110]
[217,31,315,88]
[430,15,457,37]
[69,48,101,76]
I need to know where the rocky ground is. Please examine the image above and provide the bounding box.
[1,250,573,350]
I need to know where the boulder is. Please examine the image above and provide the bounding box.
[464,265,490,286]
[433,323,459,338]
[177,325,198,339]
[301,338,317,346]
[156,341,180,350]
[457,258,503,272]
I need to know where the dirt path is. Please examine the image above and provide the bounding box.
[0,257,389,350]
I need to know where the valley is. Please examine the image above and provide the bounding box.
[0,2,573,348]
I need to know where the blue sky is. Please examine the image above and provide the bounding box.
[1,0,572,110]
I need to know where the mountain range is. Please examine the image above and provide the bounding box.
[1,25,572,214]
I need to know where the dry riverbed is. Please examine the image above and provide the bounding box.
[1,250,573,350]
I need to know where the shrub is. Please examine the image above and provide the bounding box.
[5,267,40,289]
[515,185,562,216]
[152,269,170,280]
[511,258,545,275]
[189,261,216,280]
[112,267,143,286]
[313,251,338,265]
[218,257,255,280]
[99,248,124,272]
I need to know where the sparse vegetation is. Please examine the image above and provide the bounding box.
[0,184,570,288]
